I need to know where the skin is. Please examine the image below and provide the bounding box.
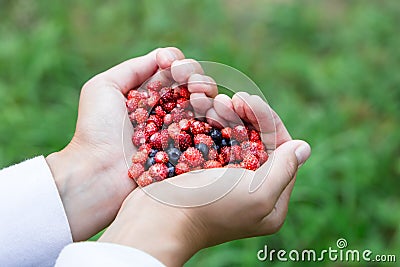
[46,47,311,266]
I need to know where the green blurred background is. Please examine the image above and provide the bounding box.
[1,0,399,266]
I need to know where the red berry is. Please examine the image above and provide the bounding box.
[160,87,174,103]
[185,110,195,120]
[203,122,212,134]
[203,160,222,169]
[179,147,204,168]
[136,171,154,187]
[132,151,147,164]
[163,114,173,125]
[178,86,190,99]
[230,145,243,162]
[193,134,214,147]
[171,107,185,123]
[175,132,193,151]
[126,98,139,113]
[232,125,248,142]
[138,144,152,155]
[155,106,166,118]
[128,163,144,180]
[190,120,206,135]
[179,119,190,131]
[218,146,233,165]
[221,127,232,139]
[147,80,162,91]
[208,148,218,160]
[240,141,260,158]
[168,123,181,139]
[240,154,260,171]
[137,99,148,109]
[149,163,168,181]
[257,150,269,165]
[145,122,159,137]
[175,162,190,175]
[134,108,148,124]
[149,132,168,150]
[127,90,141,100]
[162,101,177,112]
[154,151,169,164]
[176,98,189,109]
[147,90,160,108]
[249,129,261,142]
[147,115,163,128]
[132,129,147,147]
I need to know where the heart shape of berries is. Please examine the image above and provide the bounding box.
[126,80,269,187]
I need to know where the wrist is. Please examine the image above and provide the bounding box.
[46,143,125,241]
[99,189,204,267]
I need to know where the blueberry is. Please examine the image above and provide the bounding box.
[167,166,175,178]
[212,143,220,151]
[149,149,158,157]
[220,138,229,147]
[166,161,174,168]
[144,157,155,170]
[230,139,240,146]
[150,109,156,115]
[210,128,222,143]
[195,143,209,159]
[167,147,182,165]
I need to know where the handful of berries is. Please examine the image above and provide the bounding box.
[126,80,269,187]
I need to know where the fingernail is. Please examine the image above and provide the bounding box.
[164,49,176,62]
[295,144,311,166]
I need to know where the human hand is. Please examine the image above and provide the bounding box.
[45,48,217,241]
[99,93,311,266]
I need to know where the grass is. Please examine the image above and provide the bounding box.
[1,0,399,266]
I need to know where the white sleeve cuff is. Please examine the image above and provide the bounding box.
[56,242,166,267]
[0,156,72,267]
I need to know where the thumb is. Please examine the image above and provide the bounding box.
[250,140,311,200]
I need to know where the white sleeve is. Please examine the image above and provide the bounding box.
[56,242,165,267]
[0,156,73,267]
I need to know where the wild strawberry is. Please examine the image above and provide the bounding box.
[203,160,222,169]
[147,90,160,107]
[221,127,232,139]
[137,99,148,109]
[155,106,166,118]
[136,171,153,187]
[154,151,169,164]
[249,129,261,142]
[175,162,190,175]
[240,141,260,158]
[203,122,212,134]
[162,101,177,112]
[128,112,136,122]
[147,115,163,128]
[127,89,141,100]
[132,151,147,165]
[193,134,214,147]
[126,98,139,113]
[257,150,269,165]
[232,125,248,142]
[176,98,189,109]
[208,148,218,160]
[132,129,148,147]
[171,107,185,123]
[175,132,192,151]
[128,163,144,180]
[160,87,174,103]
[134,108,148,124]
[147,80,162,91]
[190,120,206,135]
[138,144,152,155]
[168,123,181,139]
[218,146,233,165]
[144,122,158,137]
[149,163,168,181]
[178,86,190,99]
[149,132,165,150]
[179,119,190,131]
[163,114,173,125]
[230,145,242,162]
[179,147,204,168]
[240,154,260,171]
[135,123,146,131]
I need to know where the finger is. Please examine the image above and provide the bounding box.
[206,108,229,128]
[250,140,311,205]
[213,94,242,124]
[188,74,218,98]
[231,92,250,122]
[85,47,181,94]
[190,93,213,115]
[171,59,204,84]
[156,47,185,69]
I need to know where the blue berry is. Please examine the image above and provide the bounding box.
[149,149,158,157]
[230,139,240,146]
[195,143,209,159]
[210,128,222,144]
[167,147,182,165]
[167,166,175,178]
[144,157,156,170]
[220,138,229,147]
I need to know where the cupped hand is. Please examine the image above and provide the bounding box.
[46,48,217,241]
[100,92,311,266]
